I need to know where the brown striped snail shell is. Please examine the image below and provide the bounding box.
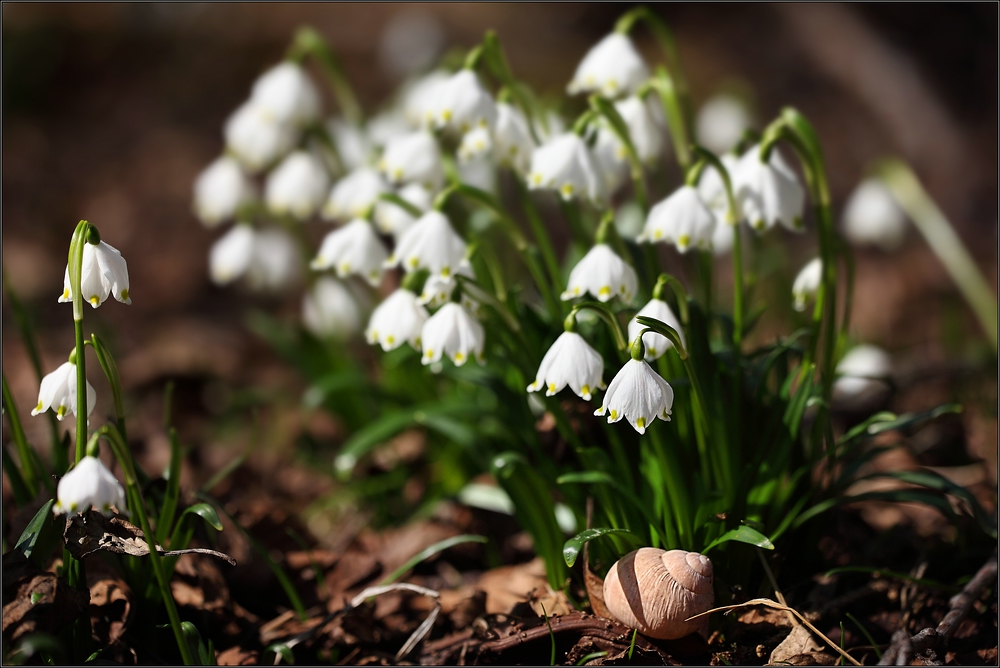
[602,547,715,640]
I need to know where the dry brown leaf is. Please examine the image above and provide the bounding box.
[2,553,89,643]
[769,624,823,665]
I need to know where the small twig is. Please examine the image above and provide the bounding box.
[757,549,798,627]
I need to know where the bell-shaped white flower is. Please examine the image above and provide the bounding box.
[366,288,429,352]
[250,62,321,127]
[373,183,433,238]
[590,127,629,197]
[326,118,372,173]
[193,156,256,228]
[457,153,498,195]
[420,302,485,367]
[528,133,604,204]
[224,100,298,173]
[379,130,444,190]
[792,258,822,312]
[209,224,255,286]
[842,178,906,251]
[595,359,674,434]
[609,96,663,164]
[493,103,535,175]
[627,299,685,361]
[32,361,96,422]
[696,94,753,155]
[527,331,605,401]
[312,219,388,286]
[265,151,330,220]
[457,126,493,163]
[59,241,131,308]
[639,185,716,252]
[562,243,637,304]
[418,259,475,308]
[54,456,125,515]
[710,219,735,256]
[386,210,467,278]
[834,344,892,398]
[245,227,302,292]
[734,145,805,232]
[368,108,411,147]
[402,70,451,128]
[323,167,389,221]
[426,69,497,134]
[302,276,362,340]
[697,153,740,228]
[567,33,649,99]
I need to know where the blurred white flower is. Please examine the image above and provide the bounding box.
[312,219,388,286]
[528,133,604,204]
[527,331,605,401]
[493,103,535,175]
[595,359,674,434]
[567,33,649,99]
[418,258,475,308]
[245,227,302,292]
[54,456,125,515]
[323,167,389,221]
[697,153,740,227]
[250,62,321,126]
[639,185,716,252]
[696,93,753,155]
[561,243,637,304]
[834,344,892,398]
[610,95,663,164]
[193,156,256,228]
[842,178,907,251]
[591,127,629,197]
[627,298,685,361]
[366,287,429,351]
[792,257,822,312]
[379,9,446,79]
[710,219,735,256]
[367,108,411,147]
[402,70,451,128]
[420,302,485,367]
[224,100,298,173]
[302,276,362,340]
[32,361,95,422]
[537,110,567,143]
[734,145,805,233]
[373,183,433,238]
[457,153,498,195]
[326,118,373,173]
[379,130,444,190]
[59,241,131,308]
[387,210,467,277]
[209,224,255,286]
[457,126,493,162]
[265,151,330,220]
[426,69,497,134]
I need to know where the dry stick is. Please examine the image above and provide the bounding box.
[756,549,798,628]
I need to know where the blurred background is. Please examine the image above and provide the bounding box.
[3,3,997,492]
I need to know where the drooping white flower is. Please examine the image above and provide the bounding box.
[696,93,753,155]
[245,227,302,292]
[834,344,892,398]
[302,276,362,340]
[527,331,605,400]
[493,103,535,175]
[53,456,125,515]
[528,133,604,204]
[457,153,498,195]
[710,219,735,256]
[326,118,373,173]
[32,361,96,422]
[368,108,411,147]
[567,33,649,99]
[379,130,445,190]
[792,258,822,312]
[733,145,806,233]
[842,178,907,251]
[609,95,664,164]
[373,183,433,238]
[457,126,493,162]
[365,288,429,351]
[418,259,475,308]
[627,298,685,361]
[561,243,637,304]
[639,185,716,252]
[595,359,674,434]
[312,219,388,286]
[402,70,451,128]
[590,127,629,197]
[697,153,741,228]
[193,156,256,228]
[209,224,255,286]
[425,69,497,134]
[250,62,321,126]
[265,151,330,220]
[420,302,485,367]
[323,167,389,221]
[59,241,131,308]
[386,210,467,277]
[224,100,299,173]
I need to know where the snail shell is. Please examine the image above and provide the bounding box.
[602,547,714,640]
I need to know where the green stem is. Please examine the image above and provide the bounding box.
[516,178,563,294]
[560,200,591,249]
[287,27,362,125]
[67,221,91,464]
[589,96,648,211]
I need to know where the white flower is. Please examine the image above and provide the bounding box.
[734,145,805,233]
[387,210,467,277]
[426,69,497,134]
[302,276,362,340]
[639,185,716,252]
[265,151,330,220]
[59,241,131,308]
[368,108,411,146]
[402,70,451,128]
[842,178,907,251]
[697,153,741,228]
[567,33,649,99]
[193,156,256,228]
[418,259,475,308]
[792,258,822,312]
[591,127,629,197]
[420,302,485,367]
[696,94,753,155]
[710,219,735,256]
[366,288,429,351]
[224,100,298,173]
[528,133,604,204]
[561,243,637,304]
[373,183,433,238]
[312,219,388,286]
[326,118,373,173]
[379,130,444,190]
[609,95,663,164]
[54,456,125,515]
[493,103,536,175]
[595,359,674,434]
[323,167,389,221]
[250,62,321,126]
[245,227,302,292]
[834,344,892,398]
[457,126,493,162]
[209,225,255,285]
[537,110,567,143]
[627,299,685,361]
[527,331,605,400]
[32,361,96,422]
[457,153,498,195]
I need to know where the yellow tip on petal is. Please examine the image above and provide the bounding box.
[120,288,129,302]
[385,335,395,345]
[62,288,70,300]
[598,286,611,298]
[610,409,619,420]
[547,382,556,394]
[89,296,100,306]
[560,183,574,198]
[636,417,646,429]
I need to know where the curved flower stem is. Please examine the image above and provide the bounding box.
[651,273,690,325]
[480,31,544,145]
[589,95,649,212]
[287,27,362,125]
[646,69,692,170]
[67,220,91,464]
[569,302,629,353]
[377,192,424,218]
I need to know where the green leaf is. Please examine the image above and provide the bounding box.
[702,525,774,553]
[181,621,215,666]
[263,643,294,666]
[156,427,183,543]
[379,534,488,586]
[178,503,224,532]
[14,500,60,569]
[864,469,996,538]
[562,528,634,568]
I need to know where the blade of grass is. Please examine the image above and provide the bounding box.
[844,612,881,660]
[379,534,488,586]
